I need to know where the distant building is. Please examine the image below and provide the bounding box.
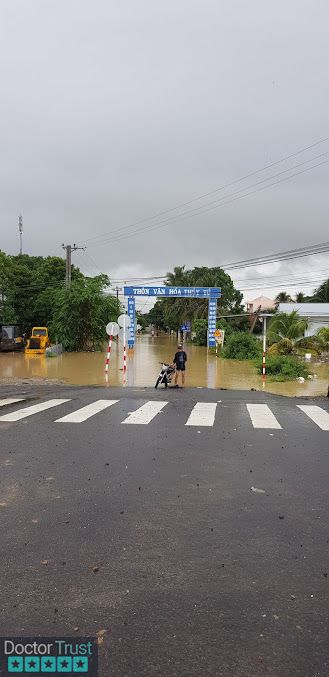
[246,296,275,313]
[279,303,329,337]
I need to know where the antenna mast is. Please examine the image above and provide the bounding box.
[18,215,23,255]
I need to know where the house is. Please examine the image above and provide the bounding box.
[246,296,275,313]
[278,303,329,337]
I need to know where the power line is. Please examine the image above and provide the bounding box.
[75,134,329,247]
[110,267,329,284]
[86,155,329,249]
[111,242,329,283]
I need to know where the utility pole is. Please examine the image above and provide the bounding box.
[116,286,120,314]
[18,215,23,255]
[62,243,85,289]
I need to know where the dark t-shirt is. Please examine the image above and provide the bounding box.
[173,350,187,367]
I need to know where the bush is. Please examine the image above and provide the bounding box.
[294,336,322,357]
[268,338,294,355]
[259,355,310,381]
[221,332,262,360]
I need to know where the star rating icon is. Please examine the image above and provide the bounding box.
[7,656,23,672]
[56,656,72,672]
[24,656,40,671]
[73,656,89,672]
[41,655,56,672]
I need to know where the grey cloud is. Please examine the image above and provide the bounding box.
[1,0,328,302]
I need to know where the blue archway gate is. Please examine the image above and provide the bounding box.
[124,286,221,348]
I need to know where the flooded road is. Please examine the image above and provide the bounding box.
[0,334,328,396]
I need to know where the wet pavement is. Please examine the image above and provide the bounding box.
[0,335,328,397]
[0,385,329,676]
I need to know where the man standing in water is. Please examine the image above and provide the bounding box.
[173,344,187,387]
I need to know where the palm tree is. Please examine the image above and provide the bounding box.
[166,266,187,286]
[274,291,292,307]
[311,278,329,303]
[295,292,307,303]
[317,326,329,350]
[268,310,308,343]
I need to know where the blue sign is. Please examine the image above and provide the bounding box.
[207,298,217,347]
[127,296,135,347]
[124,286,221,298]
[181,325,188,331]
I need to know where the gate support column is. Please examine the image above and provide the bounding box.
[207,298,217,348]
[128,296,135,348]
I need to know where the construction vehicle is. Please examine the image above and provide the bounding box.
[25,327,50,355]
[0,325,26,352]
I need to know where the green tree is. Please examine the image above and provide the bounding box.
[136,312,148,330]
[0,252,84,329]
[147,301,166,330]
[295,291,307,303]
[50,275,117,351]
[311,278,329,302]
[317,326,329,350]
[0,251,17,323]
[161,265,243,330]
[274,291,292,307]
[268,310,308,341]
[268,311,308,348]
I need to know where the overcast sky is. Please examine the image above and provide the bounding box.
[1,0,329,307]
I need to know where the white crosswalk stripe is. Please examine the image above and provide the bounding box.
[1,397,328,431]
[122,401,167,425]
[246,403,282,429]
[0,398,25,408]
[185,402,217,426]
[55,399,119,423]
[297,405,329,431]
[0,399,71,422]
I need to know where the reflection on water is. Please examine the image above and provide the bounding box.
[0,334,328,396]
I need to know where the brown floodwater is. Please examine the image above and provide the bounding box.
[0,334,328,396]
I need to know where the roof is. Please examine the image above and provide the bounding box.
[246,296,275,309]
[279,303,329,317]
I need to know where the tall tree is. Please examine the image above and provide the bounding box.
[311,278,329,303]
[50,275,117,350]
[274,291,292,307]
[161,265,243,330]
[295,292,307,303]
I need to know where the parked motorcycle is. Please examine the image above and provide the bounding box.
[155,362,175,388]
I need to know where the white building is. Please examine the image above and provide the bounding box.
[278,303,329,337]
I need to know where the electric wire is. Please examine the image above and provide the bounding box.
[75,135,329,247]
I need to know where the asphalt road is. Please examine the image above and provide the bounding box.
[0,384,329,677]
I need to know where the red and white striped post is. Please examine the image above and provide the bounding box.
[123,342,127,374]
[105,335,112,374]
[262,316,267,380]
[123,322,127,380]
[105,322,119,381]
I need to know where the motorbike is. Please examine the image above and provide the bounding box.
[155,362,175,388]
